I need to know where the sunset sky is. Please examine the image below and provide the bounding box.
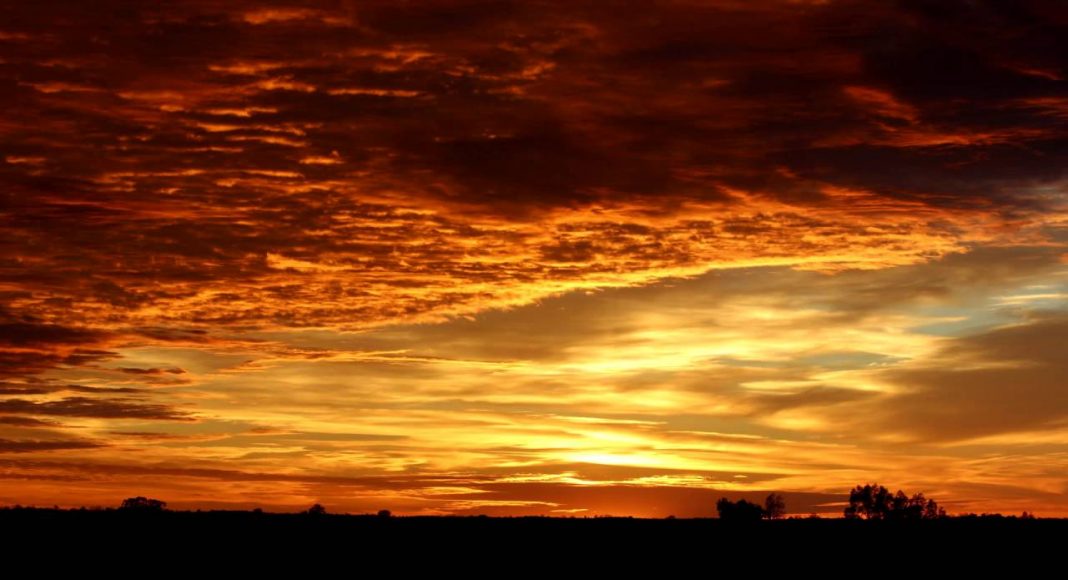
[1,0,1066,517]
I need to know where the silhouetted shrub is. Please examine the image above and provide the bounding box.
[716,498,764,522]
[118,497,166,512]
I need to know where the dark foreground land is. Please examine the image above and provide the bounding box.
[3,508,1064,569]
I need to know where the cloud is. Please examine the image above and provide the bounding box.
[116,367,186,376]
[0,0,1062,332]
[0,323,108,347]
[0,384,140,395]
[869,315,1068,442]
[0,397,194,421]
[0,416,58,427]
[0,439,103,453]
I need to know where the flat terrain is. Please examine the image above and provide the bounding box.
[3,508,1062,564]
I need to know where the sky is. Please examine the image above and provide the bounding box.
[0,0,1066,517]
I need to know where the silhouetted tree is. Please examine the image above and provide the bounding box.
[764,493,786,519]
[922,496,947,520]
[844,484,893,520]
[844,484,945,520]
[118,497,166,512]
[305,503,327,516]
[377,509,392,518]
[890,492,945,521]
[716,498,765,522]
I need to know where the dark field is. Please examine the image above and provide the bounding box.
[3,508,1062,567]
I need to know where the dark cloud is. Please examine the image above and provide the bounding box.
[0,439,103,453]
[0,416,59,427]
[0,384,139,395]
[872,315,1068,441]
[64,385,143,394]
[0,349,118,379]
[116,367,186,376]
[0,0,1062,330]
[0,323,107,348]
[0,320,119,383]
[106,431,187,440]
[0,397,194,421]
[860,0,1066,102]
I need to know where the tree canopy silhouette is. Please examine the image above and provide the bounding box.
[119,497,167,512]
[716,498,765,522]
[764,493,786,519]
[305,503,327,516]
[844,484,946,520]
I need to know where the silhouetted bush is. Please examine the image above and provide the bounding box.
[716,498,765,522]
[118,497,167,512]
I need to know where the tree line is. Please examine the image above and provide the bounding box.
[73,483,1034,521]
[716,483,949,522]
